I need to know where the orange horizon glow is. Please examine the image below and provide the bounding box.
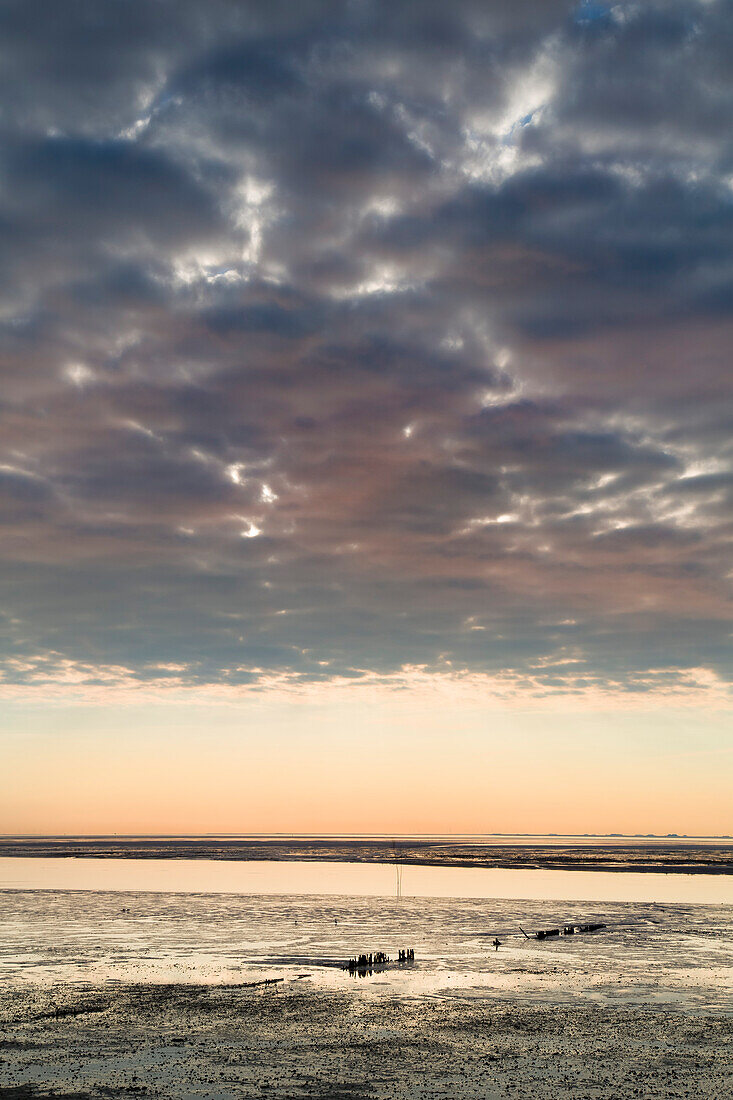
[3,692,730,837]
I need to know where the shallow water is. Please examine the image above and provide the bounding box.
[3,856,733,903]
[2,885,732,1014]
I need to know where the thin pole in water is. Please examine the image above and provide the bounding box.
[392,840,403,898]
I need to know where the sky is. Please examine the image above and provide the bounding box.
[1,0,731,835]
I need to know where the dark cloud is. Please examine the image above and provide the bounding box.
[0,0,731,697]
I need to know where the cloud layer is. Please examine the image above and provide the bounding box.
[1,0,731,700]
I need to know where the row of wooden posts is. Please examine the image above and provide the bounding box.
[345,948,415,973]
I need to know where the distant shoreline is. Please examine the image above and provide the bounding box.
[1,836,732,874]
[2,833,731,840]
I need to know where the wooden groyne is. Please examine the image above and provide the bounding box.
[343,949,415,976]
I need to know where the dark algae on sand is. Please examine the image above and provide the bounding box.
[2,983,732,1099]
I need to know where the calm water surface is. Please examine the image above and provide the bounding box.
[2,856,733,903]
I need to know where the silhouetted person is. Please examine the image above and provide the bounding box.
[492,938,501,951]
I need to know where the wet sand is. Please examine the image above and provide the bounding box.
[3,870,732,1098]
[2,981,731,1099]
[3,886,732,1098]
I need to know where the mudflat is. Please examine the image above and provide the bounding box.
[2,982,732,1100]
[2,836,732,874]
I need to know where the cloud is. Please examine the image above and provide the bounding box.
[0,0,730,702]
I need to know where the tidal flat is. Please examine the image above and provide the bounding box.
[1,887,733,1098]
[2,835,732,875]
[2,982,732,1100]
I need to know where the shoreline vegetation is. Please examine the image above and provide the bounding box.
[1,837,732,874]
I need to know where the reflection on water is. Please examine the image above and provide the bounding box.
[2,856,733,904]
[1,886,733,1015]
